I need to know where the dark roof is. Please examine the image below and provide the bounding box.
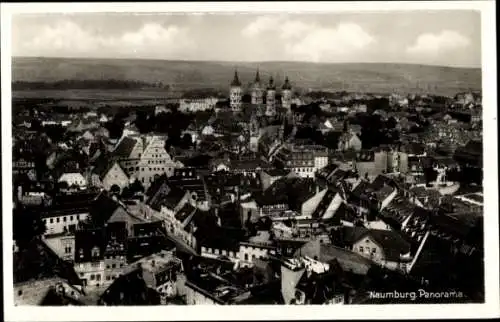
[149,186,187,212]
[14,239,81,285]
[255,177,316,208]
[88,193,121,227]
[175,202,197,222]
[99,268,161,305]
[74,228,106,263]
[267,76,276,90]
[230,70,242,87]
[282,76,292,90]
[112,137,138,159]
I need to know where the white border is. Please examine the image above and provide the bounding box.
[2,1,499,321]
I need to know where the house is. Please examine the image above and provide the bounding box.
[201,125,216,136]
[58,172,88,190]
[41,201,92,236]
[111,136,144,177]
[92,160,130,192]
[350,228,412,272]
[98,268,161,305]
[136,135,181,188]
[338,132,362,152]
[73,228,107,288]
[43,232,76,262]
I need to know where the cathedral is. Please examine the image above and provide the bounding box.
[229,69,293,116]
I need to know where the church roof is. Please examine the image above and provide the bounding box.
[231,70,242,87]
[255,69,261,83]
[267,76,276,90]
[282,76,292,90]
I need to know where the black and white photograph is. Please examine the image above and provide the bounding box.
[2,1,499,321]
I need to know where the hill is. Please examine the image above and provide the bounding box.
[12,57,481,97]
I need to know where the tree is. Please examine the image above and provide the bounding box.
[110,184,121,195]
[129,179,145,194]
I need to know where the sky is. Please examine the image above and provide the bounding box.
[11,11,481,67]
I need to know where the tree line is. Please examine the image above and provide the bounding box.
[12,79,170,90]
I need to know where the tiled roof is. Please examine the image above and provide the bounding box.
[74,228,106,263]
[112,137,138,159]
[174,203,197,222]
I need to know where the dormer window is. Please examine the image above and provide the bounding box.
[79,248,84,259]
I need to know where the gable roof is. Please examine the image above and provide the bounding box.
[112,136,139,159]
[354,229,411,262]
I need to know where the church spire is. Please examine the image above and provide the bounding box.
[282,75,292,90]
[255,68,261,83]
[268,76,275,90]
[231,69,242,87]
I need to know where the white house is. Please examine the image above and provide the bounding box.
[58,172,88,189]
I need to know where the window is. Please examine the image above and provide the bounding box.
[63,216,67,222]
[244,254,248,261]
[90,274,95,280]
[91,246,100,258]
[56,217,60,223]
[359,246,364,252]
[96,274,101,281]
[106,276,111,281]
[65,247,72,254]
[70,216,73,221]
[50,218,54,224]
[112,264,116,268]
[372,248,377,254]
[18,289,22,296]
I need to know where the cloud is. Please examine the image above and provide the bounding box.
[242,17,375,62]
[284,23,376,62]
[407,30,471,56]
[18,20,194,58]
[241,16,283,38]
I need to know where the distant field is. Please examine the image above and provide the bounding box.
[12,89,181,101]
[12,57,482,99]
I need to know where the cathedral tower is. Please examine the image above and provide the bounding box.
[229,69,242,112]
[281,76,292,111]
[265,76,276,117]
[251,69,263,105]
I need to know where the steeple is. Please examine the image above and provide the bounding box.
[255,68,261,83]
[231,69,242,87]
[267,76,275,90]
[282,76,292,90]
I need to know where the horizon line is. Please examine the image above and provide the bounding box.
[11,55,482,70]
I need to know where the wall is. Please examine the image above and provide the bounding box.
[102,163,129,192]
[352,236,384,264]
[43,234,75,262]
[43,213,89,236]
[185,282,220,305]
[74,260,106,288]
[237,244,276,265]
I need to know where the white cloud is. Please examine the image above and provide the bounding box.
[242,17,375,62]
[19,20,194,58]
[241,16,283,38]
[407,30,471,56]
[284,23,376,62]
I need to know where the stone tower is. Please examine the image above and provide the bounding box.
[251,69,263,105]
[265,76,276,117]
[229,70,242,112]
[281,76,292,111]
